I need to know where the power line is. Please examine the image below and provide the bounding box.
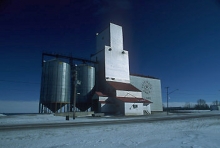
[0,88,38,92]
[0,80,40,84]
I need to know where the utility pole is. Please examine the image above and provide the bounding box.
[166,87,169,115]
[166,87,178,115]
[73,65,77,119]
[69,58,73,113]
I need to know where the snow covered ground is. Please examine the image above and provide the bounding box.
[0,113,220,148]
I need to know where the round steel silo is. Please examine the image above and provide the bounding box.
[76,64,95,111]
[40,59,71,113]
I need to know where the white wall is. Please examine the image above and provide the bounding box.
[124,102,143,115]
[96,23,123,52]
[105,47,130,83]
[116,90,142,98]
[143,104,151,114]
[96,23,130,83]
[130,75,163,112]
[109,23,123,52]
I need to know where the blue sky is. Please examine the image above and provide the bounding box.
[0,0,220,112]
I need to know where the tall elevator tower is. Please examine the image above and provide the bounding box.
[92,23,131,92]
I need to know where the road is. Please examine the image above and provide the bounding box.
[0,112,219,131]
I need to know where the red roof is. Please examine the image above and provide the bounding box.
[117,97,152,103]
[107,81,141,92]
[95,91,107,97]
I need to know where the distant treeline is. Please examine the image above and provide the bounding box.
[164,99,220,111]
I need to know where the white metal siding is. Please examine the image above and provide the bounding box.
[143,104,151,114]
[116,90,142,98]
[96,23,130,83]
[105,47,130,83]
[130,76,163,112]
[124,102,143,115]
[109,23,123,51]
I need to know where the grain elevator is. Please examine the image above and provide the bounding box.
[39,23,163,115]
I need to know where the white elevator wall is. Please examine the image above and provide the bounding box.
[105,47,130,83]
[116,90,142,98]
[130,75,163,112]
[109,23,123,51]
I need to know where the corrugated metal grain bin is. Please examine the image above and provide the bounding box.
[76,64,95,111]
[40,59,71,113]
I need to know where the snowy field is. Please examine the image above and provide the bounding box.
[0,113,220,148]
